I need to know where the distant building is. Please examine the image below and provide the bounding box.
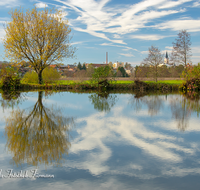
[157,51,170,67]
[113,62,124,69]
[125,68,133,75]
[67,64,76,71]
[164,51,169,64]
[49,64,60,72]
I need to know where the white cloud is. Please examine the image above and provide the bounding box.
[35,2,48,8]
[71,41,85,45]
[191,0,200,7]
[0,0,19,7]
[73,27,126,44]
[130,34,167,40]
[158,0,193,9]
[100,43,138,51]
[141,50,149,54]
[163,167,200,177]
[119,53,134,57]
[54,0,186,44]
[155,19,200,32]
[165,46,173,50]
[113,34,121,39]
[70,109,196,176]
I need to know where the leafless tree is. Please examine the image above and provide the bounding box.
[171,30,192,67]
[141,45,163,82]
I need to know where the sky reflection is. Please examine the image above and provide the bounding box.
[0,91,200,190]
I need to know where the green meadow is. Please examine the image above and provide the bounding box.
[54,79,184,85]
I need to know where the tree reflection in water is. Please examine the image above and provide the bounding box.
[129,91,163,116]
[0,90,25,110]
[5,91,75,166]
[170,97,190,131]
[88,91,118,113]
[170,92,200,131]
[130,91,200,131]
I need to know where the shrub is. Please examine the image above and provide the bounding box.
[181,63,200,91]
[182,63,200,81]
[22,67,61,84]
[22,71,38,83]
[0,66,21,89]
[91,65,114,85]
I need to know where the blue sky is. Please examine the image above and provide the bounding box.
[0,0,200,66]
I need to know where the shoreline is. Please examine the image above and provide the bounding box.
[0,80,183,92]
[1,78,198,93]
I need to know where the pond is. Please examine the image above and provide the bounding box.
[0,90,200,190]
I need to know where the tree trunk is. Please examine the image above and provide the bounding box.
[38,70,43,84]
[38,91,43,105]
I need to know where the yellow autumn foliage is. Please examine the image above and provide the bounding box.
[3,7,75,84]
[22,67,61,83]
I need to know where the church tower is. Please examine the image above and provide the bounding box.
[164,51,169,64]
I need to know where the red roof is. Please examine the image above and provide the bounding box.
[49,65,57,68]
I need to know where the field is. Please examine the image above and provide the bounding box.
[0,77,185,91]
[145,80,184,85]
[54,79,184,85]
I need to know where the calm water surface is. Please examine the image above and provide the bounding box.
[0,91,200,190]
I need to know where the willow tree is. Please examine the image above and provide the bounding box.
[3,7,75,84]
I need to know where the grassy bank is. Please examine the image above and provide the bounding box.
[0,77,187,92]
[0,79,184,92]
[55,79,184,85]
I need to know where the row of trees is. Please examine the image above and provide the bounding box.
[135,65,184,79]
[77,62,86,70]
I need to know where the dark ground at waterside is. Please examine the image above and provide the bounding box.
[0,77,189,92]
[1,81,181,93]
[60,77,184,81]
[0,88,181,101]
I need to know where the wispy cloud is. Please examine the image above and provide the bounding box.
[154,19,200,32]
[119,53,134,57]
[54,0,187,44]
[158,0,193,9]
[100,43,138,51]
[130,34,168,41]
[0,0,19,7]
[73,27,126,44]
[71,41,85,45]
[68,103,200,178]
[165,46,173,50]
[141,50,149,54]
[113,34,121,39]
[192,0,200,7]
